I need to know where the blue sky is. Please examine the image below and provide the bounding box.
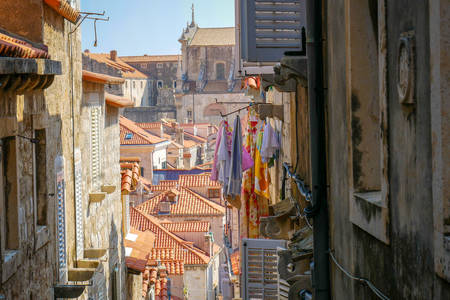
[81,0,235,56]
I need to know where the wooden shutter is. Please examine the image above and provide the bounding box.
[241,238,288,299]
[91,106,101,189]
[74,149,84,260]
[241,0,306,62]
[55,156,67,283]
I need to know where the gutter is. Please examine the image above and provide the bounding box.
[305,0,331,299]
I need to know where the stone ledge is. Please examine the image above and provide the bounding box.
[101,185,116,194]
[89,192,107,203]
[350,191,390,244]
[67,268,96,282]
[0,57,62,75]
[1,250,21,283]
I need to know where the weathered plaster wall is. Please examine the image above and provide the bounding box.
[326,0,450,299]
[184,266,207,300]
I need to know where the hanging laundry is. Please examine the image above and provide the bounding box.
[227,115,243,196]
[261,121,280,164]
[254,122,270,199]
[210,121,224,181]
[217,125,231,195]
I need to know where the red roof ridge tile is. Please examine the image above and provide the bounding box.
[130,208,210,264]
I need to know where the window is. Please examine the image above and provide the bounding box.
[157,63,163,69]
[157,80,163,89]
[208,188,221,199]
[140,81,143,89]
[1,137,19,254]
[133,81,136,88]
[348,0,389,244]
[173,80,177,89]
[162,161,167,169]
[187,110,192,118]
[125,133,133,140]
[216,63,225,80]
[140,167,144,177]
[34,130,47,226]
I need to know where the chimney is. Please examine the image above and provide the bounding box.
[110,50,117,61]
[204,233,213,257]
[175,128,184,146]
[84,49,90,53]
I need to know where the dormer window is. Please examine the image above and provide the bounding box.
[166,189,180,203]
[159,201,171,214]
[208,188,220,199]
[125,133,133,140]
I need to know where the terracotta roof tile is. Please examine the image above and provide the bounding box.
[105,92,134,108]
[0,31,49,59]
[121,162,140,193]
[136,187,225,217]
[190,27,235,46]
[178,174,221,187]
[82,70,124,85]
[120,157,141,163]
[130,208,210,265]
[121,55,181,63]
[124,228,156,272]
[120,116,167,145]
[161,221,210,233]
[44,0,80,24]
[84,52,148,78]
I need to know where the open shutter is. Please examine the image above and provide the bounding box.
[241,0,306,62]
[74,149,84,260]
[91,106,102,190]
[55,156,67,283]
[241,238,288,299]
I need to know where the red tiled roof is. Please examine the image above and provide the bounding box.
[121,162,140,193]
[124,228,156,272]
[138,122,163,129]
[120,116,167,145]
[137,187,225,217]
[130,208,210,265]
[105,92,134,108]
[84,52,148,78]
[161,221,210,233]
[120,54,181,63]
[178,174,221,187]
[120,157,141,162]
[44,0,81,24]
[0,31,49,59]
[184,140,199,148]
[82,70,125,85]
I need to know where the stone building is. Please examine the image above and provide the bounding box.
[175,12,251,125]
[83,50,151,107]
[0,0,131,299]
[231,0,450,299]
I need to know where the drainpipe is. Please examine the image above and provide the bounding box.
[305,0,330,299]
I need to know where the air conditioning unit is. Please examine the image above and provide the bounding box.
[241,238,289,300]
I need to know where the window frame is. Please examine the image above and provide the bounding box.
[347,0,390,244]
[215,62,226,80]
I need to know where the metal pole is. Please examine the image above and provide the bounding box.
[306,0,330,298]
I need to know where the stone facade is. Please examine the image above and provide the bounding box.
[176,19,250,126]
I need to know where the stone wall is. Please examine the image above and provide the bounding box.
[184,266,207,300]
[123,106,176,123]
[126,272,143,300]
[326,0,450,299]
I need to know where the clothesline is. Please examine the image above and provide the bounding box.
[219,102,261,118]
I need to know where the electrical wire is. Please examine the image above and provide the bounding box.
[328,250,390,300]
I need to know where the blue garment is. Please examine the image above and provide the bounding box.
[227,115,243,196]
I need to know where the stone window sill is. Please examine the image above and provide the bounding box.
[350,191,389,244]
[35,225,50,251]
[2,249,21,283]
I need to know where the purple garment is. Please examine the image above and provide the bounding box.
[210,121,223,181]
[242,147,253,172]
[261,121,280,163]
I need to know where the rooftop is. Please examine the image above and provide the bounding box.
[120,116,168,145]
[84,51,148,79]
[189,27,235,46]
[120,54,181,63]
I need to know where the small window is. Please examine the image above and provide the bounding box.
[173,80,177,89]
[140,81,143,88]
[125,133,133,140]
[216,63,225,80]
[140,167,144,177]
[187,111,192,118]
[208,188,221,199]
[157,80,163,89]
[162,161,167,169]
[157,63,163,69]
[133,81,136,88]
